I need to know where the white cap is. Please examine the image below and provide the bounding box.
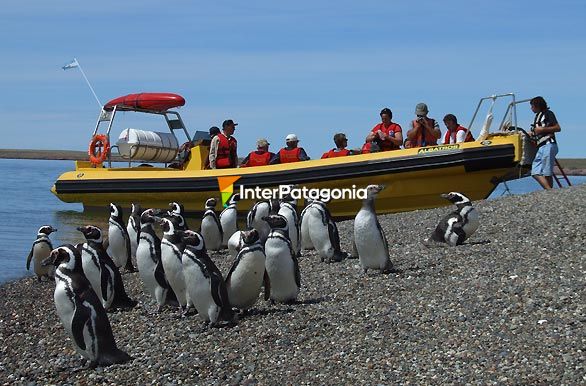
[285,133,298,142]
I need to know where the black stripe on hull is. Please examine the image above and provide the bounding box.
[55,144,516,194]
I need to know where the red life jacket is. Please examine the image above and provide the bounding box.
[361,142,372,154]
[410,118,438,147]
[321,148,350,159]
[278,147,302,163]
[244,150,273,167]
[443,125,475,144]
[371,123,401,150]
[216,133,237,168]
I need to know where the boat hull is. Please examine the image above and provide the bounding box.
[52,133,524,218]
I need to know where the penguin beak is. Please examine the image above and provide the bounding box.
[76,226,85,232]
[440,193,451,200]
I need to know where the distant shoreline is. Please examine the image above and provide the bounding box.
[0,148,584,175]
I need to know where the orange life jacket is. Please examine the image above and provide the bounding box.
[244,150,273,167]
[410,118,438,147]
[443,125,474,144]
[321,148,350,159]
[372,123,401,150]
[278,147,302,163]
[216,133,237,168]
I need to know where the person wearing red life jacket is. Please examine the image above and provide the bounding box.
[442,114,474,144]
[269,134,310,164]
[405,103,441,148]
[209,119,238,169]
[364,108,403,152]
[240,138,274,167]
[321,133,357,158]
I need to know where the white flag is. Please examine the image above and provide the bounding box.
[62,59,79,70]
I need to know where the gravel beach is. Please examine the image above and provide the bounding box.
[1,185,584,385]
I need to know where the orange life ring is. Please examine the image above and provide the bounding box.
[88,134,110,165]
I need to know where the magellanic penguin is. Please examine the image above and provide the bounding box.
[263,214,300,303]
[159,217,190,314]
[168,202,189,231]
[354,185,394,274]
[219,193,240,247]
[300,199,346,263]
[247,200,279,245]
[278,196,301,257]
[180,230,234,326]
[200,198,223,251]
[78,226,137,310]
[425,192,480,246]
[227,230,246,258]
[225,229,270,311]
[26,225,57,281]
[107,203,136,272]
[126,203,142,262]
[43,245,132,368]
[136,209,176,312]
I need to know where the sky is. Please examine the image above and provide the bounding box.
[1,0,585,158]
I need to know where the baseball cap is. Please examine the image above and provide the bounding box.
[256,138,270,147]
[222,119,238,128]
[285,134,298,142]
[415,103,429,116]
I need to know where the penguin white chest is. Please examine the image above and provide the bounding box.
[227,251,266,308]
[54,280,75,335]
[354,210,389,269]
[220,208,237,245]
[136,240,159,298]
[461,207,479,238]
[81,250,102,298]
[201,217,222,250]
[161,243,187,306]
[187,265,218,322]
[265,238,298,301]
[33,242,53,276]
[107,224,127,267]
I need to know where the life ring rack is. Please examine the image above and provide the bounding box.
[88,134,110,165]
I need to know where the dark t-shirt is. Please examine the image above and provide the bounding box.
[542,110,558,126]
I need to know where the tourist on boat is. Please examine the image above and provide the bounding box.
[405,103,441,148]
[365,108,403,151]
[442,114,474,144]
[202,126,222,169]
[240,138,274,167]
[529,96,561,190]
[321,133,356,158]
[269,134,310,164]
[209,119,238,169]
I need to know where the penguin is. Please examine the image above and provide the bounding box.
[43,245,132,367]
[302,199,346,263]
[159,217,190,314]
[247,200,278,245]
[354,185,394,274]
[200,198,223,251]
[180,230,234,326]
[227,230,246,258]
[78,226,137,310]
[136,209,176,312]
[107,203,136,272]
[278,197,301,257]
[168,202,189,231]
[219,193,240,247]
[425,192,480,246]
[263,214,300,303]
[299,200,315,251]
[225,229,270,311]
[26,225,57,281]
[126,202,142,262]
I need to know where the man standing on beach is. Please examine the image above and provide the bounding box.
[530,96,561,190]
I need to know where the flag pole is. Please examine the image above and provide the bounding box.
[64,58,102,108]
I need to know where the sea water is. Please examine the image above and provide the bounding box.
[0,158,584,284]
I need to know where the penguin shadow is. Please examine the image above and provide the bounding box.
[292,296,328,306]
[240,306,295,318]
[462,239,491,246]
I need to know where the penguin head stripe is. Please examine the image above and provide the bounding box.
[205,198,217,209]
[181,230,205,250]
[38,225,57,235]
[45,244,80,270]
[441,192,471,205]
[131,203,142,215]
[140,209,159,225]
[262,214,288,230]
[242,229,260,244]
[76,225,102,242]
[169,202,184,215]
[366,184,385,199]
[228,194,241,205]
[160,217,177,235]
[109,203,121,218]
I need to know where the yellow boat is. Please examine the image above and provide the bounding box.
[52,93,533,218]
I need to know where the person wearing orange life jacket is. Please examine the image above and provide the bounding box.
[365,107,403,151]
[240,138,275,167]
[405,103,441,148]
[321,133,357,158]
[442,114,474,144]
[269,134,310,164]
[209,120,238,169]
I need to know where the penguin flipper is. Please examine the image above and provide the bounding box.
[263,270,271,301]
[224,255,241,286]
[26,247,33,270]
[375,219,390,255]
[153,260,169,290]
[292,254,301,288]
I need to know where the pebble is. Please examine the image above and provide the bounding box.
[0,184,584,383]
